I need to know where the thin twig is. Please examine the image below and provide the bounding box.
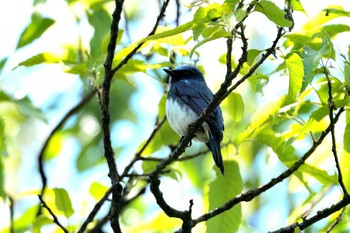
[326,207,346,232]
[9,195,14,233]
[184,108,344,230]
[77,187,114,233]
[38,195,69,233]
[120,117,166,178]
[110,0,170,76]
[270,195,350,233]
[37,90,95,215]
[324,63,348,196]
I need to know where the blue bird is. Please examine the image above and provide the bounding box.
[164,66,225,174]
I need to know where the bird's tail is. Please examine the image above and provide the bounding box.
[206,132,224,175]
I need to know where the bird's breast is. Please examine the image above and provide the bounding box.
[166,97,209,142]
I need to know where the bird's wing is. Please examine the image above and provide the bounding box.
[173,80,224,138]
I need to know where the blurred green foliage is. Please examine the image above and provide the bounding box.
[0,0,350,232]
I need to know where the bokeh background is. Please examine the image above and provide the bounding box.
[1,0,350,232]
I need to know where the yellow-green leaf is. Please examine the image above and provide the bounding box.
[89,182,109,201]
[207,160,242,233]
[254,0,292,27]
[226,92,244,122]
[53,188,74,218]
[17,13,54,48]
[285,53,304,105]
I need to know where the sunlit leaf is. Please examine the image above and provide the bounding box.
[45,133,64,160]
[259,128,297,164]
[14,205,38,231]
[341,110,350,191]
[345,110,350,153]
[16,52,61,68]
[141,160,159,174]
[236,96,285,143]
[285,53,304,104]
[322,24,350,38]
[138,22,194,44]
[16,96,46,121]
[300,164,337,185]
[87,8,112,58]
[0,57,7,73]
[247,49,262,66]
[291,0,306,14]
[17,13,54,48]
[190,29,231,57]
[53,188,74,218]
[302,6,345,32]
[254,0,293,27]
[225,92,244,122]
[158,94,167,119]
[207,160,242,233]
[33,215,53,233]
[89,182,109,201]
[125,211,181,232]
[300,38,331,93]
[0,155,5,199]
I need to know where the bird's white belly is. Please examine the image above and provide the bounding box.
[166,98,209,142]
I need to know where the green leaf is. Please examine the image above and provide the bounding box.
[226,92,244,122]
[87,9,112,58]
[290,0,306,14]
[324,7,350,17]
[17,13,54,48]
[0,57,7,73]
[207,161,242,233]
[53,188,74,218]
[302,6,346,32]
[89,182,109,201]
[33,215,53,233]
[247,49,262,66]
[259,128,298,164]
[190,29,231,57]
[0,155,5,199]
[300,164,337,185]
[45,133,64,160]
[138,22,194,44]
[254,0,292,27]
[14,205,38,231]
[236,96,285,143]
[300,38,331,93]
[285,53,304,105]
[322,24,350,38]
[158,94,167,119]
[16,52,60,68]
[344,110,350,153]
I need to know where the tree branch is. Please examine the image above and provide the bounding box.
[76,186,114,233]
[100,0,125,232]
[270,195,350,233]
[184,108,345,230]
[38,195,69,233]
[37,90,95,215]
[324,64,348,196]
[110,0,170,76]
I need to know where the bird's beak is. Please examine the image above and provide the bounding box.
[163,68,173,76]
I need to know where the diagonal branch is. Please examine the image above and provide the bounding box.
[183,107,345,230]
[111,0,170,76]
[38,195,69,233]
[270,195,350,233]
[37,90,95,215]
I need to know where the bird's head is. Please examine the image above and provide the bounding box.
[163,66,204,83]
